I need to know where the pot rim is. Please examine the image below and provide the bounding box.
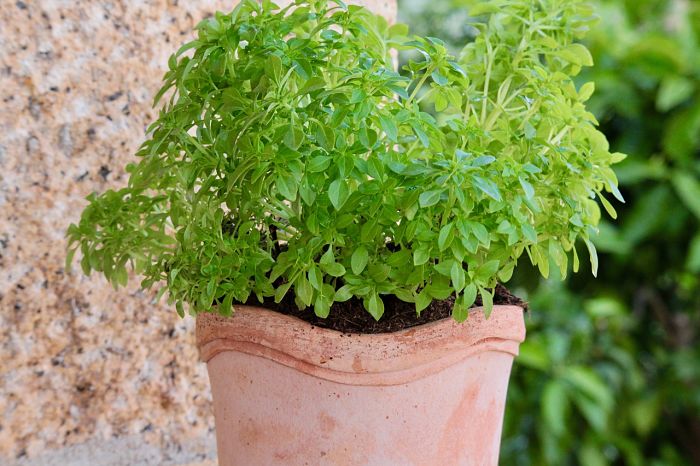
[196,304,525,386]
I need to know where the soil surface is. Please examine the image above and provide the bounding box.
[239,284,526,334]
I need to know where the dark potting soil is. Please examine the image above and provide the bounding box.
[238,284,526,334]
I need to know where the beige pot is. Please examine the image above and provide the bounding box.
[196,305,525,465]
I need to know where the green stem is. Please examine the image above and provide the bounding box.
[408,66,434,104]
[480,40,494,125]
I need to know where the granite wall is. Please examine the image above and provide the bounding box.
[0,0,395,464]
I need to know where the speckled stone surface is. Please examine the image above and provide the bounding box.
[0,0,394,464]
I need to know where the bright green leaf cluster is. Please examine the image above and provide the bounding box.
[67,0,622,321]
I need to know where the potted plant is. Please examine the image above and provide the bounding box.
[66,0,623,464]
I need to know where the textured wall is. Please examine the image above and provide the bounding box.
[0,0,395,464]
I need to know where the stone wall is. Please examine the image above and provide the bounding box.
[0,0,395,464]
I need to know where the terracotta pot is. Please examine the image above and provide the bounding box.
[196,305,525,465]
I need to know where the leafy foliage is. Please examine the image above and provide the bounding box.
[503,283,697,466]
[67,0,620,321]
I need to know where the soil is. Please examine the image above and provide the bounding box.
[238,283,526,334]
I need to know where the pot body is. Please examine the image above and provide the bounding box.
[197,305,525,466]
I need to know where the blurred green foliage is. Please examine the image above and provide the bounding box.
[398,0,700,464]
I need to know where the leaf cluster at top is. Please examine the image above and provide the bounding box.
[67,0,624,321]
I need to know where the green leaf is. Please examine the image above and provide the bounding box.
[415,289,431,314]
[578,440,608,466]
[335,285,353,302]
[448,61,466,78]
[578,82,595,101]
[657,76,694,111]
[321,261,346,278]
[524,121,537,139]
[475,260,500,282]
[687,234,700,273]
[328,179,350,210]
[367,292,384,321]
[295,277,314,306]
[413,246,431,266]
[314,294,331,318]
[114,266,128,288]
[572,392,608,433]
[452,300,468,322]
[610,152,627,164]
[315,124,335,151]
[274,281,293,304]
[559,43,593,66]
[299,178,316,205]
[471,176,502,202]
[284,125,304,150]
[299,76,326,95]
[672,172,700,219]
[292,59,312,80]
[498,261,514,282]
[562,366,614,411]
[80,254,91,275]
[276,173,298,201]
[308,265,323,290]
[542,380,568,437]
[469,3,500,15]
[523,163,541,174]
[480,287,493,317]
[431,69,449,86]
[470,155,495,167]
[434,259,454,276]
[219,293,234,317]
[517,338,550,371]
[469,222,489,244]
[308,155,332,172]
[388,22,409,38]
[379,114,399,142]
[533,244,549,279]
[175,40,201,57]
[629,396,661,437]
[264,54,283,80]
[521,223,538,243]
[411,123,430,148]
[519,177,535,199]
[584,237,599,277]
[351,246,369,275]
[598,193,617,219]
[450,262,466,291]
[434,92,448,112]
[427,282,453,300]
[462,283,477,309]
[65,247,77,272]
[358,125,377,149]
[419,190,443,208]
[321,246,336,265]
[438,223,454,251]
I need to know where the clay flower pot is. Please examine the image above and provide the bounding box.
[196,305,525,465]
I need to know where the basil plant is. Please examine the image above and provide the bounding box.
[67,0,623,321]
